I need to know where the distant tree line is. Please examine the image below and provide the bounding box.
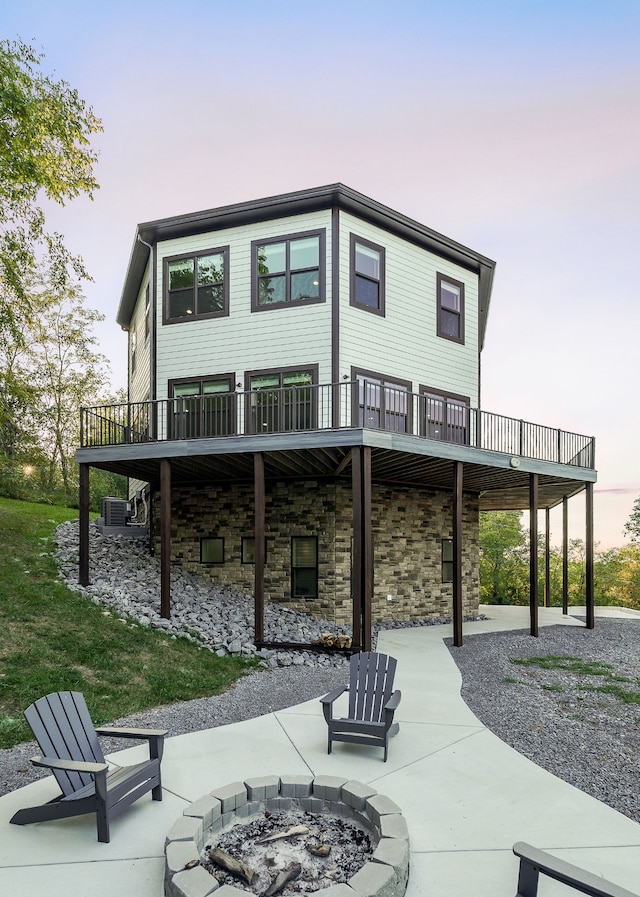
[480,509,640,611]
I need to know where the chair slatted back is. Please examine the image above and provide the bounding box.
[24,691,105,797]
[348,652,397,723]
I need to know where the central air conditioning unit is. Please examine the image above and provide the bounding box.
[101,497,131,527]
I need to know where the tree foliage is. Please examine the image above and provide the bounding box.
[0,38,102,324]
[623,496,640,544]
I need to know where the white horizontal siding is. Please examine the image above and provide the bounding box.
[154,210,333,398]
[129,264,151,405]
[338,211,479,405]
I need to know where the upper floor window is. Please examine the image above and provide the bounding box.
[350,234,385,315]
[164,247,229,323]
[421,387,469,444]
[437,273,465,344]
[252,230,325,311]
[144,283,150,340]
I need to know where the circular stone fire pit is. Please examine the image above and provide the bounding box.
[165,775,410,897]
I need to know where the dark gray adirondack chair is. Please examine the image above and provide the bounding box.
[10,691,167,843]
[513,842,639,897]
[320,651,401,761]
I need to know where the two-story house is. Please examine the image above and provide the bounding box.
[76,184,597,650]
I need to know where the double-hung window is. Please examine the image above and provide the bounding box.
[441,539,454,583]
[350,234,385,315]
[164,248,229,323]
[354,369,411,433]
[252,230,325,310]
[291,536,318,598]
[421,388,469,444]
[170,375,235,438]
[247,367,317,434]
[437,273,465,343]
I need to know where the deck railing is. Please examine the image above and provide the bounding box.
[80,381,595,470]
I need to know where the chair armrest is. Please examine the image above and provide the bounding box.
[30,755,108,775]
[384,690,401,712]
[95,726,167,739]
[320,685,348,706]
[513,842,639,897]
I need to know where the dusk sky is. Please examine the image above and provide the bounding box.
[3,0,639,550]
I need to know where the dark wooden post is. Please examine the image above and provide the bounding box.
[452,461,464,647]
[562,495,569,614]
[545,508,551,607]
[254,452,265,646]
[362,446,373,653]
[79,463,90,586]
[351,447,363,652]
[529,473,539,637]
[160,459,171,619]
[585,482,595,629]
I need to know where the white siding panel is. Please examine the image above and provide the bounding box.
[155,210,333,398]
[339,211,479,405]
[129,263,151,405]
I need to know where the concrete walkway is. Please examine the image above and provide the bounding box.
[1,606,639,896]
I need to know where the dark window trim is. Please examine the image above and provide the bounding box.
[200,536,225,565]
[437,272,465,344]
[163,245,230,325]
[441,538,454,583]
[244,363,319,434]
[291,535,318,599]
[419,385,470,443]
[241,536,268,565]
[251,228,326,312]
[351,366,413,432]
[168,372,237,439]
[349,233,386,316]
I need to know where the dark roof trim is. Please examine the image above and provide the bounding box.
[117,183,496,345]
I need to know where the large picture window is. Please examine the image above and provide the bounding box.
[350,234,385,315]
[437,273,465,343]
[291,536,318,598]
[170,375,235,438]
[420,387,469,444]
[164,247,229,323]
[247,366,317,434]
[353,369,411,433]
[252,230,325,310]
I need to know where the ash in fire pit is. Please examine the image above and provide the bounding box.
[203,809,373,893]
[165,775,410,897]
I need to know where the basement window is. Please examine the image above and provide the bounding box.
[291,536,318,598]
[201,537,224,564]
[442,539,454,583]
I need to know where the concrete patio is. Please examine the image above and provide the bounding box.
[1,605,639,897]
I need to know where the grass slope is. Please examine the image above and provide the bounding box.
[0,497,257,749]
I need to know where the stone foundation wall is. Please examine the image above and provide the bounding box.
[153,478,479,625]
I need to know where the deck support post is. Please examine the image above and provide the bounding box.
[545,507,551,607]
[160,458,171,619]
[79,463,90,587]
[562,495,569,614]
[254,452,265,647]
[452,460,464,647]
[529,473,539,637]
[351,446,373,653]
[585,482,595,629]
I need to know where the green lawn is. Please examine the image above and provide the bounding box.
[0,497,257,749]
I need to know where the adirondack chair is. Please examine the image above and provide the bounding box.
[513,842,640,897]
[10,691,167,843]
[320,651,401,761]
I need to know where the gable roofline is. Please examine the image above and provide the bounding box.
[117,183,495,345]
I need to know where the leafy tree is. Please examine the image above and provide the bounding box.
[623,496,640,544]
[479,510,529,604]
[0,38,101,328]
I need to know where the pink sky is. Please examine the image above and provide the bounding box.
[4,0,640,549]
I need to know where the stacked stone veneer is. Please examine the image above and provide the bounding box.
[165,774,409,897]
[153,479,479,626]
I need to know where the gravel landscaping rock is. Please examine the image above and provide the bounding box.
[447,617,640,824]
